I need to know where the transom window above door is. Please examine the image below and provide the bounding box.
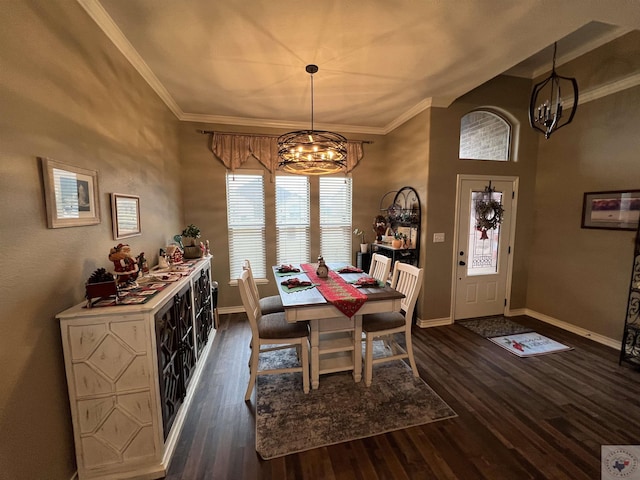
[459,110,511,161]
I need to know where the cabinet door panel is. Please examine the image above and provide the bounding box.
[195,267,213,354]
[176,284,196,389]
[155,299,183,439]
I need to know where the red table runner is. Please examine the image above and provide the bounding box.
[301,263,367,317]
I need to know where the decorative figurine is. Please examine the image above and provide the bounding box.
[373,215,387,242]
[316,255,328,278]
[136,252,149,277]
[158,254,169,269]
[108,243,139,285]
[165,244,183,264]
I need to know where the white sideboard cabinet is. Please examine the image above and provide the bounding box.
[57,257,215,480]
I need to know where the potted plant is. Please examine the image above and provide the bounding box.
[181,224,204,258]
[392,231,406,249]
[181,224,201,246]
[353,228,369,253]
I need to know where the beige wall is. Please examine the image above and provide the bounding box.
[380,76,539,321]
[0,3,182,479]
[526,32,640,340]
[383,110,430,317]
[423,75,540,320]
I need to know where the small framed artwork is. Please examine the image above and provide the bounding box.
[40,157,100,228]
[581,190,640,231]
[111,193,141,240]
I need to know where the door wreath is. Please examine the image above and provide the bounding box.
[475,186,504,240]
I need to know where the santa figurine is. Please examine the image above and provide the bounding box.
[108,243,139,285]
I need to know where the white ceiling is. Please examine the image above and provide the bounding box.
[80,0,639,135]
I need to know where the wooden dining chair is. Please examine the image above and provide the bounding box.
[242,259,284,314]
[238,269,310,401]
[362,261,424,387]
[368,253,392,284]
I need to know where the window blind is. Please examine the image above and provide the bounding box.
[276,175,310,265]
[226,171,266,281]
[319,177,352,264]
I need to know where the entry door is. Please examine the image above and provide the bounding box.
[454,177,515,320]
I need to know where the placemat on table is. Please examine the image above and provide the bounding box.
[336,266,363,274]
[280,277,316,293]
[349,277,385,288]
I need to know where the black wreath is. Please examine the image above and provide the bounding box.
[475,199,504,232]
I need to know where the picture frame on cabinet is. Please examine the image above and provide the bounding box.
[40,157,101,228]
[581,190,640,231]
[111,193,141,240]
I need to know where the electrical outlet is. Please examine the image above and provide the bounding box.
[433,233,445,243]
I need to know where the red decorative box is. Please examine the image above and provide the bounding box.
[86,281,118,304]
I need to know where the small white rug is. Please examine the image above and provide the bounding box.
[489,332,573,357]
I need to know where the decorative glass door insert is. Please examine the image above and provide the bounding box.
[467,190,503,276]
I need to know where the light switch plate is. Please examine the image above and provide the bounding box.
[433,233,445,243]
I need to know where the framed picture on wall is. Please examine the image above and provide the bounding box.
[111,193,141,240]
[40,157,101,228]
[581,190,640,231]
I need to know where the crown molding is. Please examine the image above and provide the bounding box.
[179,112,387,135]
[75,1,638,137]
[381,96,456,134]
[76,0,184,118]
[530,26,632,79]
[564,71,640,109]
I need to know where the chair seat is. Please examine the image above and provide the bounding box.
[259,295,284,315]
[259,312,309,339]
[363,311,406,332]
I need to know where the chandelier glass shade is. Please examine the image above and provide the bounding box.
[278,65,347,175]
[528,42,579,139]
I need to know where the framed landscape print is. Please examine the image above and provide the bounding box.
[581,190,640,231]
[40,157,100,228]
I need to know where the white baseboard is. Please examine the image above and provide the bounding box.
[519,308,620,350]
[416,317,452,328]
[219,306,620,350]
[218,305,245,314]
[418,308,620,350]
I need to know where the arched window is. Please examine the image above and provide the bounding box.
[459,110,511,161]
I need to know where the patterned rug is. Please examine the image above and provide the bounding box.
[255,346,457,459]
[457,315,534,338]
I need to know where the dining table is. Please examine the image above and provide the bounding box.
[273,262,404,389]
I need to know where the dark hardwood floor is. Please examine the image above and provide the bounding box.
[165,313,640,479]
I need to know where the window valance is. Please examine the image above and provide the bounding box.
[204,131,365,174]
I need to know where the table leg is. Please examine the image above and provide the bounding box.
[352,314,362,383]
[310,320,320,389]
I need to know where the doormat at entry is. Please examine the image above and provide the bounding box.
[457,316,534,338]
[489,332,573,357]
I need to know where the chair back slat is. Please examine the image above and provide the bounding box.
[242,259,261,304]
[369,253,392,283]
[390,261,424,320]
[238,269,261,338]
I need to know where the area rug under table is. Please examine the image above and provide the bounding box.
[255,349,457,460]
[457,315,534,338]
